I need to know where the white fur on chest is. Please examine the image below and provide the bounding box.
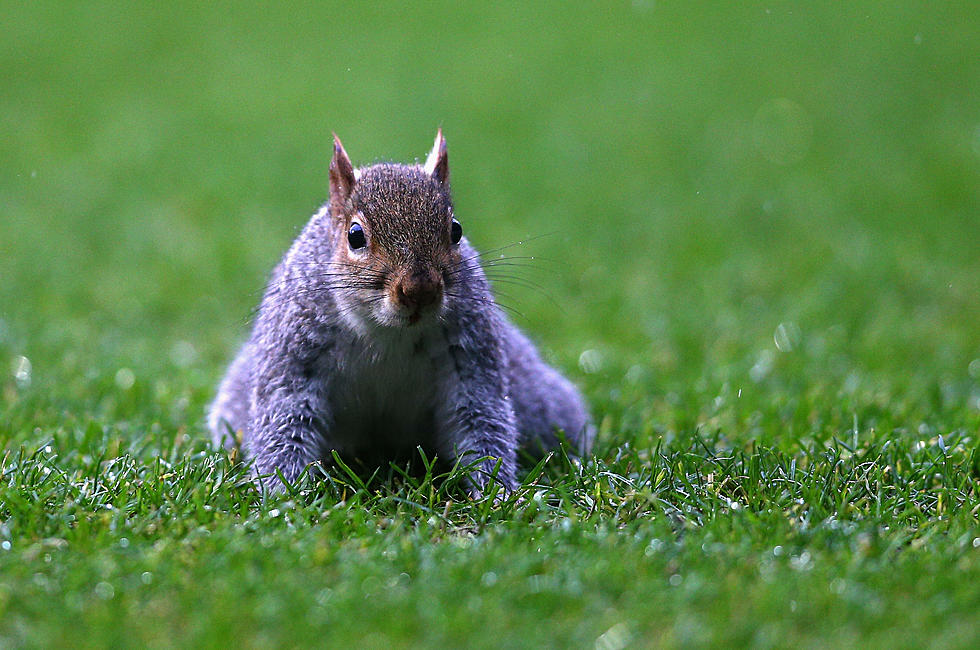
[324,324,456,452]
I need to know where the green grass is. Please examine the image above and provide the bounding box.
[2,1,980,646]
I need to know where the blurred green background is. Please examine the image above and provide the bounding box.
[1,1,980,644]
[7,2,980,446]
[3,1,979,444]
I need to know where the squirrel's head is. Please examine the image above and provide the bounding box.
[327,130,465,329]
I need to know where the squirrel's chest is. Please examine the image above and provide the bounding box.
[325,328,456,450]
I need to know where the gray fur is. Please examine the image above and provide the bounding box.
[209,135,592,494]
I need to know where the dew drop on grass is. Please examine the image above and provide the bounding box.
[774,322,801,352]
[12,355,31,389]
[669,574,683,586]
[750,350,774,382]
[791,551,813,571]
[624,365,645,384]
[644,539,663,556]
[170,340,197,368]
[578,349,604,374]
[141,572,153,585]
[315,588,332,605]
[115,368,135,390]
[94,582,115,600]
[480,571,498,587]
[595,621,633,650]
[973,538,980,549]
[1,541,10,551]
[968,359,980,379]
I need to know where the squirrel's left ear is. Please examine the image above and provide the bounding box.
[330,133,356,210]
[423,128,449,186]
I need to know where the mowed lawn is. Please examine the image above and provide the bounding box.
[2,2,980,646]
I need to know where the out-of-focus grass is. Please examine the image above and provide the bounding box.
[2,2,979,646]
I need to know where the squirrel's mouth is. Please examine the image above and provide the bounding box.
[399,302,441,327]
[381,296,444,329]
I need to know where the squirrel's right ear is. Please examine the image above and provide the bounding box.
[423,128,449,186]
[329,134,356,209]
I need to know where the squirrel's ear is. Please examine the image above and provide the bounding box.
[329,133,356,208]
[423,128,449,186]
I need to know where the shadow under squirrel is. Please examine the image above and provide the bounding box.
[209,130,593,495]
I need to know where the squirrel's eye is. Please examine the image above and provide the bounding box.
[450,219,462,245]
[348,223,367,250]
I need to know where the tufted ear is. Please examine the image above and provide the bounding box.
[423,128,449,186]
[329,133,356,211]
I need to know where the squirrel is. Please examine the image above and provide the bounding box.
[208,130,593,495]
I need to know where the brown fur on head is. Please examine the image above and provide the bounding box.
[328,131,462,326]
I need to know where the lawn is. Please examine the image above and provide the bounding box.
[2,1,979,646]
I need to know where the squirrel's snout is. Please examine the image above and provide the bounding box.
[393,270,443,314]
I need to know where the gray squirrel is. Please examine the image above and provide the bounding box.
[208,130,593,495]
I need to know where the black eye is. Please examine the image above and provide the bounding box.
[450,219,462,244]
[348,223,366,250]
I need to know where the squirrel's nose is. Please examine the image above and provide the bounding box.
[394,270,443,311]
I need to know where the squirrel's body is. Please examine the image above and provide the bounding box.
[209,132,592,493]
